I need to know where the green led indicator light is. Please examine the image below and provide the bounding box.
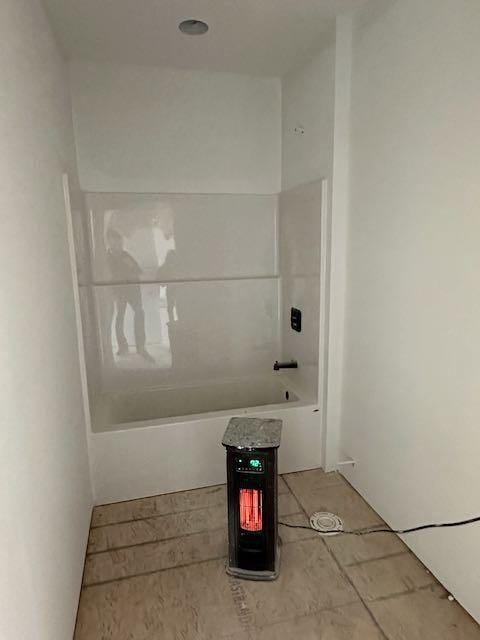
[249,459,261,468]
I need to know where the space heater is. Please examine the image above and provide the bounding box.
[222,417,282,580]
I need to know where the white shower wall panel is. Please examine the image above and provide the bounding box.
[92,279,279,397]
[77,191,281,405]
[85,192,278,283]
[279,180,322,400]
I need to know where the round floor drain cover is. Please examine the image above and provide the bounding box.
[309,512,344,536]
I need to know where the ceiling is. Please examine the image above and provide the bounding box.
[44,0,362,77]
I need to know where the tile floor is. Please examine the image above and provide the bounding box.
[75,469,480,639]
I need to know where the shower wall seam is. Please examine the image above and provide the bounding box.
[80,275,280,287]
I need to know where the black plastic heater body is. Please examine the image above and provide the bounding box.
[222,417,282,581]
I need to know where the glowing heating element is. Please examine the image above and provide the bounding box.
[239,489,263,531]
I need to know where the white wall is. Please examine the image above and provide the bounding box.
[70,61,281,194]
[340,0,480,622]
[0,2,92,639]
[323,13,353,471]
[281,41,335,191]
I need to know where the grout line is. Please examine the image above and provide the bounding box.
[283,470,346,485]
[83,555,227,589]
[94,479,289,511]
[366,582,438,604]
[343,550,411,568]
[88,511,306,555]
[91,487,290,529]
[83,530,312,590]
[90,502,226,529]
[93,483,226,509]
[251,598,362,633]
[282,474,391,640]
[87,525,227,556]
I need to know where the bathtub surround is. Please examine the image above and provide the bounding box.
[85,193,278,283]
[72,184,324,502]
[81,192,279,400]
[67,56,326,502]
[0,2,93,639]
[70,175,325,501]
[279,181,323,401]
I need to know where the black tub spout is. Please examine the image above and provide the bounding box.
[273,360,298,371]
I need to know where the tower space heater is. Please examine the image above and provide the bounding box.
[222,417,282,581]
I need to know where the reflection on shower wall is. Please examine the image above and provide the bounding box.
[77,193,280,415]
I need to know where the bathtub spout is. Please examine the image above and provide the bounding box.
[273,360,298,371]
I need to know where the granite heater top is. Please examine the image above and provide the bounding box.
[222,417,282,449]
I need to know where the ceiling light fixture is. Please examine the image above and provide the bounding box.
[179,19,209,35]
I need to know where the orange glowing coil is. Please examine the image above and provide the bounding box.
[239,488,263,531]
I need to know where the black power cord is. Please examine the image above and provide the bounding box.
[279,514,480,536]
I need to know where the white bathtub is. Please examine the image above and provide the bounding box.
[90,374,322,504]
[97,375,298,430]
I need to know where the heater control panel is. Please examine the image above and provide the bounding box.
[234,455,264,474]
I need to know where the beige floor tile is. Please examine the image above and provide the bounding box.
[284,468,345,495]
[241,539,358,625]
[346,553,435,601]
[278,475,289,494]
[76,559,245,640]
[92,478,289,529]
[78,480,480,640]
[248,603,385,640]
[76,539,359,640]
[92,484,227,526]
[288,482,384,530]
[326,531,408,566]
[88,504,227,553]
[90,485,296,553]
[370,584,480,639]
[85,494,302,584]
[83,528,227,585]
[277,491,301,516]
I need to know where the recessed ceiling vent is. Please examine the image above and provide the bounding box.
[179,19,209,35]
